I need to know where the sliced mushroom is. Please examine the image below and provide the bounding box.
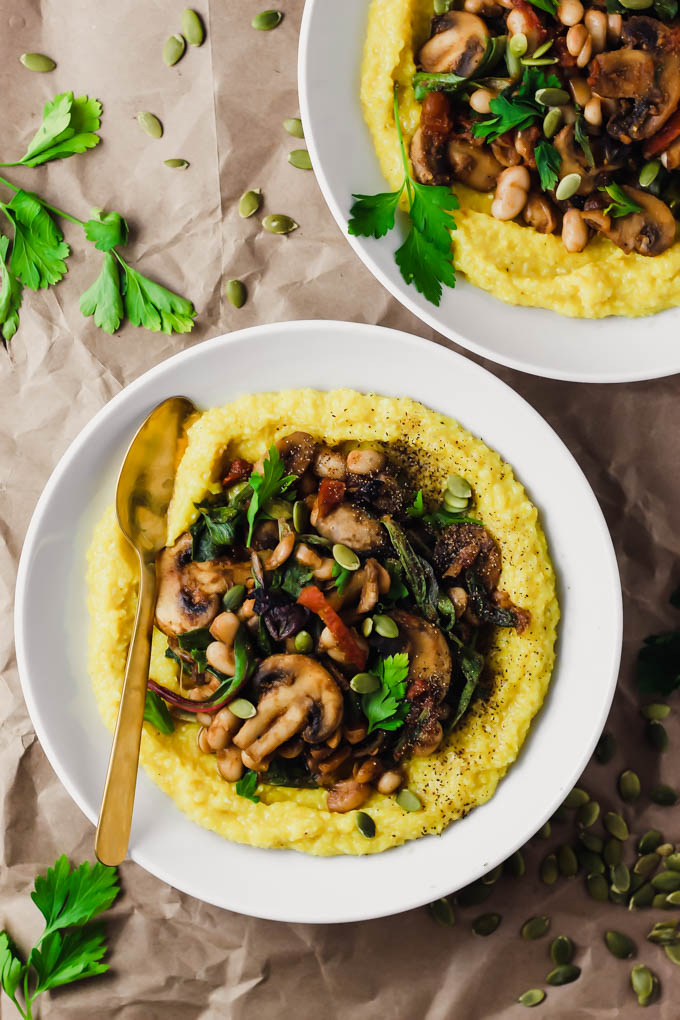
[490,133,522,168]
[588,48,657,101]
[310,502,386,554]
[275,431,316,476]
[411,126,452,186]
[313,445,346,479]
[155,532,224,636]
[233,655,344,765]
[419,11,489,78]
[553,125,597,194]
[433,522,502,591]
[522,192,560,234]
[391,609,452,704]
[597,186,676,256]
[447,137,503,191]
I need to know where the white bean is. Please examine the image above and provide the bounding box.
[562,209,588,253]
[584,9,607,53]
[469,88,495,115]
[584,95,602,128]
[557,0,583,26]
[491,166,530,221]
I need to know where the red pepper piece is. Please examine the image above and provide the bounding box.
[222,457,252,488]
[316,478,345,518]
[643,109,680,158]
[297,585,367,671]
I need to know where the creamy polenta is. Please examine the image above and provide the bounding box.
[361,0,680,318]
[86,389,558,856]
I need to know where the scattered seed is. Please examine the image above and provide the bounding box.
[137,111,163,139]
[292,500,308,533]
[225,279,246,308]
[579,850,605,875]
[433,0,453,11]
[610,888,629,905]
[428,897,455,926]
[558,845,579,878]
[653,893,671,909]
[646,720,668,752]
[262,213,298,234]
[350,672,380,694]
[361,617,373,638]
[604,838,623,868]
[229,698,256,719]
[294,630,313,654]
[288,149,312,170]
[251,9,283,29]
[638,830,662,854]
[543,107,563,139]
[333,543,360,571]
[541,853,559,885]
[518,989,545,1007]
[628,883,655,910]
[532,39,554,57]
[552,804,569,824]
[373,614,399,638]
[577,800,600,828]
[535,87,570,106]
[646,919,679,945]
[619,770,641,803]
[396,789,421,812]
[638,160,660,189]
[355,811,375,838]
[546,964,580,986]
[586,873,609,902]
[550,935,575,965]
[611,862,631,894]
[658,842,675,856]
[164,158,189,169]
[595,731,616,763]
[505,849,526,878]
[20,52,56,72]
[652,871,680,893]
[634,853,661,879]
[163,33,186,66]
[521,915,551,940]
[472,912,502,936]
[283,117,305,138]
[650,785,677,806]
[222,584,246,612]
[182,8,205,46]
[604,812,629,841]
[630,964,654,1001]
[667,853,680,872]
[238,189,262,218]
[509,32,528,57]
[563,787,590,810]
[536,821,551,840]
[481,864,503,886]
[579,832,604,854]
[555,173,581,201]
[665,943,680,964]
[605,930,635,959]
[640,702,670,721]
[456,882,492,907]
[445,474,472,499]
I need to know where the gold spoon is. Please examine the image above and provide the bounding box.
[95,395,195,866]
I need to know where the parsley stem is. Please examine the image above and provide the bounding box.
[0,173,84,226]
[393,84,413,188]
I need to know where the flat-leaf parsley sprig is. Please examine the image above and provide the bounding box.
[349,85,458,307]
[0,855,119,1019]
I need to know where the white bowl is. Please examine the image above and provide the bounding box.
[15,321,622,922]
[298,0,680,384]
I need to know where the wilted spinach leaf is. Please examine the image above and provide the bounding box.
[465,569,516,628]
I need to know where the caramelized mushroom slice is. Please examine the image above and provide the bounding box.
[310,501,386,554]
[447,137,503,191]
[275,431,316,476]
[411,126,452,186]
[155,532,225,636]
[522,192,560,234]
[588,48,657,101]
[553,126,597,195]
[391,610,452,704]
[419,11,490,78]
[433,522,502,591]
[597,187,676,256]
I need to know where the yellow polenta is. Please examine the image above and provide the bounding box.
[86,389,558,856]
[361,0,680,318]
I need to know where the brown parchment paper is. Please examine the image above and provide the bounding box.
[1,1,679,1016]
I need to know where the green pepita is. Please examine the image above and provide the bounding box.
[396,789,422,812]
[456,882,492,907]
[222,584,246,612]
[634,853,661,879]
[619,0,654,7]
[578,850,605,875]
[563,787,590,810]
[333,543,360,571]
[546,964,580,986]
[595,731,617,763]
[509,33,528,57]
[650,784,677,806]
[541,853,559,885]
[292,500,308,533]
[646,719,668,752]
[665,943,680,965]
[288,149,312,170]
[283,117,305,138]
[552,803,569,824]
[350,672,380,694]
[652,871,680,892]
[604,930,635,959]
[163,33,186,66]
[294,630,313,654]
[653,893,671,909]
[618,769,641,803]
[658,842,675,856]
[472,912,501,936]
[137,112,163,139]
[230,698,256,719]
[550,935,575,965]
[536,821,551,840]
[576,800,600,828]
[646,919,679,944]
[182,8,205,46]
[609,888,629,905]
[443,492,470,512]
[666,853,680,871]
[604,838,623,868]
[20,52,56,72]
[373,614,399,638]
[628,882,655,909]
[225,279,247,308]
[586,873,609,902]
[604,811,629,841]
[361,617,374,638]
[481,863,503,886]
[262,214,298,234]
[558,845,579,878]
[579,832,604,853]
[611,862,631,894]
[532,39,554,58]
[239,189,262,218]
[433,0,454,11]
[428,897,455,926]
[638,830,662,854]
[640,702,670,720]
[535,87,570,106]
[164,158,189,169]
[263,497,293,520]
[446,474,472,499]
[555,173,582,201]
[521,915,551,940]
[505,849,526,878]
[251,9,283,30]
[630,964,654,1000]
[355,811,375,838]
[543,107,563,139]
[518,989,545,1007]
[664,890,680,906]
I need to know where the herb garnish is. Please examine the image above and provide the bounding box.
[362,653,411,733]
[177,626,214,672]
[406,490,425,518]
[235,769,260,803]
[143,691,174,734]
[332,561,352,595]
[472,67,561,142]
[534,140,561,192]
[190,502,243,561]
[382,517,438,623]
[349,85,458,307]
[246,446,296,547]
[599,183,643,218]
[526,0,558,13]
[0,855,119,1019]
[574,115,594,168]
[637,587,680,696]
[276,560,315,598]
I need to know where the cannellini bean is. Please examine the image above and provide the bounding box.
[507,8,541,49]
[206,640,235,676]
[206,725,228,751]
[569,77,591,108]
[216,746,244,782]
[469,88,495,115]
[491,166,530,221]
[354,758,383,783]
[557,0,583,26]
[566,23,588,55]
[576,34,592,67]
[296,543,324,569]
[377,770,404,795]
[346,448,386,475]
[584,9,607,53]
[267,530,295,569]
[606,12,622,44]
[562,208,588,253]
[210,611,240,645]
[584,95,602,128]
[197,726,212,753]
[313,446,346,479]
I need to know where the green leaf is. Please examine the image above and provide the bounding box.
[382,516,439,622]
[31,855,119,938]
[411,70,468,96]
[526,0,557,13]
[20,93,102,167]
[177,626,213,672]
[30,925,108,994]
[516,67,561,99]
[0,932,25,1003]
[534,140,561,192]
[278,560,314,598]
[599,183,643,219]
[422,509,483,528]
[0,235,23,345]
[197,504,242,547]
[83,208,129,252]
[450,647,484,728]
[332,561,352,594]
[472,94,539,141]
[246,446,297,546]
[3,190,69,290]
[574,116,594,168]
[362,653,410,733]
[465,569,516,627]
[349,185,404,239]
[235,769,260,802]
[120,260,196,335]
[22,92,74,161]
[395,225,456,307]
[79,253,124,334]
[406,490,425,518]
[410,180,458,251]
[654,0,678,19]
[143,691,174,734]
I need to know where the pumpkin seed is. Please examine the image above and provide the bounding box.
[251,9,283,29]
[230,698,256,719]
[546,964,580,986]
[550,935,574,965]
[667,853,680,871]
[536,821,551,840]
[630,963,654,1000]
[472,912,501,936]
[578,850,605,875]
[355,811,375,838]
[333,543,360,571]
[288,149,312,170]
[579,832,604,853]
[294,630,313,654]
[552,804,568,824]
[434,0,454,11]
[543,107,563,139]
[518,988,545,1007]
[222,584,246,612]
[20,52,56,72]
[640,702,670,721]
[651,785,678,806]
[443,492,469,512]
[555,173,582,201]
[137,112,163,139]
[535,87,570,106]
[653,893,671,909]
[238,188,262,218]
[373,614,399,638]
[610,888,629,905]
[595,731,616,763]
[350,672,380,694]
[638,830,662,854]
[605,930,635,959]
[634,853,661,878]
[604,811,629,841]
[481,863,503,886]
[665,943,680,965]
[521,915,551,940]
[646,919,679,944]
[291,501,308,534]
[182,8,205,46]
[163,33,186,66]
[456,882,492,907]
[361,617,374,638]
[509,32,528,57]
[638,160,660,189]
[563,787,590,810]
[611,862,631,894]
[446,474,472,499]
[283,117,305,138]
[262,214,298,234]
[576,800,600,828]
[532,39,554,58]
[628,882,655,909]
[541,853,559,885]
[507,49,522,79]
[558,845,579,878]
[396,789,422,812]
[428,897,455,926]
[586,873,609,902]
[652,871,680,893]
[604,838,623,868]
[646,719,668,752]
[619,0,654,7]
[618,770,641,803]
[658,842,675,856]
[505,849,525,877]
[225,279,246,308]
[164,158,189,169]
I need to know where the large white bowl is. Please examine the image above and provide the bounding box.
[15,321,622,922]
[298,0,680,383]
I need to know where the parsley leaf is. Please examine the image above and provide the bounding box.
[2,190,69,290]
[278,560,315,598]
[79,252,124,334]
[349,185,404,238]
[654,0,678,19]
[332,561,352,594]
[527,0,558,13]
[118,255,196,334]
[574,115,594,168]
[395,223,457,306]
[29,926,108,993]
[31,855,119,938]
[473,94,539,141]
[83,208,129,252]
[406,490,425,518]
[516,67,562,98]
[16,93,102,168]
[235,769,260,802]
[0,932,24,1007]
[422,509,483,528]
[534,140,561,192]
[599,183,643,218]
[246,446,296,546]
[362,653,410,733]
[0,235,22,345]
[143,691,174,734]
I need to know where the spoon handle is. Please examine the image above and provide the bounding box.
[95,555,157,866]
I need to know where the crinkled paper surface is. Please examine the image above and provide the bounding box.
[0,1,679,1017]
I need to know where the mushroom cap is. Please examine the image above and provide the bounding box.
[155,532,222,636]
[410,126,452,186]
[433,522,502,591]
[599,187,676,256]
[276,431,316,476]
[523,192,560,235]
[553,126,597,196]
[447,137,502,192]
[311,502,386,554]
[391,609,452,704]
[419,11,489,78]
